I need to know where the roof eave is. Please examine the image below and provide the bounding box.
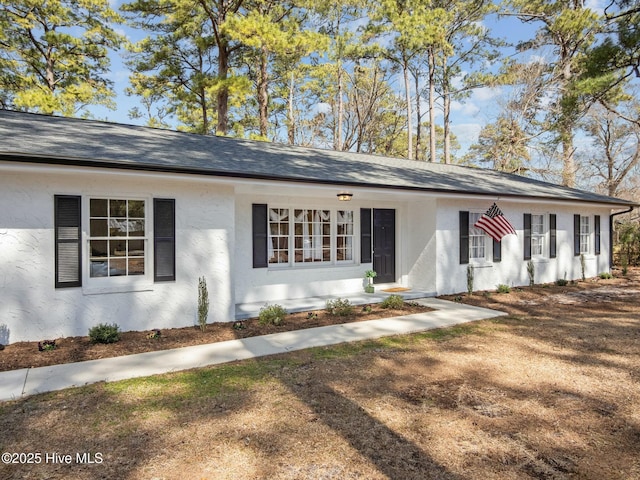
[1,152,637,208]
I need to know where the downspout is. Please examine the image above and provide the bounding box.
[609,206,635,270]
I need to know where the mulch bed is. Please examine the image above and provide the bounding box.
[0,301,432,372]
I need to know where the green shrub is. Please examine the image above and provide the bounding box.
[496,284,511,294]
[38,339,56,351]
[527,260,535,286]
[89,323,121,344]
[380,294,404,309]
[599,272,613,279]
[258,304,287,326]
[556,278,569,286]
[198,276,210,332]
[325,298,354,316]
[467,265,474,295]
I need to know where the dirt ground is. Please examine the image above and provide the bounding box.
[0,301,432,372]
[0,270,638,480]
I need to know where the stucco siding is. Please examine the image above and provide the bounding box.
[405,200,437,294]
[234,193,374,304]
[435,199,613,295]
[0,166,235,344]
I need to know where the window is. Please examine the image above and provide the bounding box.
[336,210,354,262]
[580,215,590,254]
[89,198,146,278]
[469,212,486,260]
[268,208,290,265]
[531,214,545,257]
[262,206,354,267]
[294,209,331,263]
[55,196,174,289]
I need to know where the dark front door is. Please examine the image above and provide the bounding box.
[373,209,395,284]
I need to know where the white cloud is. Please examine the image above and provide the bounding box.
[472,86,502,102]
[451,100,480,117]
[584,0,606,15]
[451,123,483,145]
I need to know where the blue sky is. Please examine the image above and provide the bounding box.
[90,3,574,155]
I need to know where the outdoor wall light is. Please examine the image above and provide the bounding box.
[337,192,353,201]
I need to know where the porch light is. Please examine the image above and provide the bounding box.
[337,192,353,201]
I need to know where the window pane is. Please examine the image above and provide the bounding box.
[110,199,127,217]
[90,261,108,278]
[109,258,127,276]
[532,215,544,234]
[128,258,145,275]
[90,240,108,257]
[109,219,128,236]
[90,219,108,237]
[128,200,145,218]
[90,199,107,217]
[128,240,145,255]
[129,219,145,237]
[110,239,127,257]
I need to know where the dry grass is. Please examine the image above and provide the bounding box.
[1,271,639,479]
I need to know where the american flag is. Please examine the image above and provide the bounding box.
[474,203,516,242]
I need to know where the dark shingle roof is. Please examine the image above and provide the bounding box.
[0,110,635,207]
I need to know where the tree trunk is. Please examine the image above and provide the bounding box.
[216,42,229,136]
[258,48,269,137]
[428,48,436,163]
[414,70,422,160]
[336,61,344,151]
[288,72,295,144]
[443,56,451,165]
[403,60,413,160]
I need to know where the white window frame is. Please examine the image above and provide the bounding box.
[580,215,591,254]
[267,205,356,268]
[531,213,546,258]
[469,211,488,262]
[83,195,153,293]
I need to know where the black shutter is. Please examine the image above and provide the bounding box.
[55,195,82,288]
[360,208,372,263]
[574,214,581,256]
[594,215,601,255]
[460,211,469,265]
[154,198,175,282]
[549,214,557,258]
[493,239,501,262]
[252,204,268,268]
[523,213,532,260]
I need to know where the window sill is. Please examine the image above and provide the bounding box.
[267,262,357,271]
[82,280,154,295]
[530,258,550,264]
[469,261,493,268]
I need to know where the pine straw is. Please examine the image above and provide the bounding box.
[1,270,639,479]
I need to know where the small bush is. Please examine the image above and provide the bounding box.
[198,276,210,332]
[599,272,613,279]
[88,323,121,344]
[258,304,287,326]
[325,298,354,316]
[38,339,56,352]
[556,278,569,286]
[467,265,474,295]
[527,260,535,286]
[380,294,404,309]
[496,284,511,294]
[146,329,161,339]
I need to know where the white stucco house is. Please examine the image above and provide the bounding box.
[0,110,636,344]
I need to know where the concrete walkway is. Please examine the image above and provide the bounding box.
[0,298,506,402]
